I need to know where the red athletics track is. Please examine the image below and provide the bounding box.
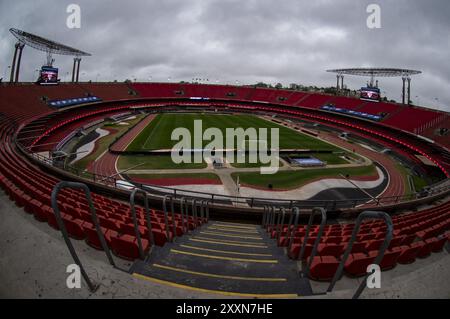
[88,114,157,179]
[320,132,406,199]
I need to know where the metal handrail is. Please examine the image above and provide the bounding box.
[277,207,286,240]
[270,206,276,231]
[288,207,300,253]
[299,208,327,277]
[130,189,154,259]
[262,205,269,227]
[162,196,172,242]
[327,211,393,299]
[170,196,177,239]
[51,181,115,292]
[274,208,281,237]
[179,197,187,233]
[202,200,210,222]
[184,197,191,232]
[199,200,205,220]
[192,198,198,226]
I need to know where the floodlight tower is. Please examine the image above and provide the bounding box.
[9,28,91,83]
[327,68,422,105]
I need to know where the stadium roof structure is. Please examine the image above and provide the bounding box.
[10,28,91,57]
[326,68,422,77]
[327,68,422,104]
[8,28,90,83]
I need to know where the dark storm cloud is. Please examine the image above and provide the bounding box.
[0,0,449,111]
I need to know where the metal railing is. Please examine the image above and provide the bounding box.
[162,196,175,242]
[51,181,116,292]
[298,208,327,277]
[130,189,154,259]
[327,211,393,299]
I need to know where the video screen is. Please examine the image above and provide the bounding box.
[39,66,59,85]
[360,87,381,102]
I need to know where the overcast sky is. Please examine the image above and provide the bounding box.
[0,0,449,111]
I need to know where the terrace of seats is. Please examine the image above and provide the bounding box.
[79,83,136,101]
[0,83,449,295]
[129,83,449,148]
[384,106,446,134]
[325,96,366,110]
[420,116,450,148]
[269,200,450,281]
[296,93,335,109]
[0,114,203,260]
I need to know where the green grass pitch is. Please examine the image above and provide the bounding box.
[126,113,342,151]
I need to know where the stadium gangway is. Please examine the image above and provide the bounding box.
[327,211,393,299]
[130,189,155,260]
[51,181,116,292]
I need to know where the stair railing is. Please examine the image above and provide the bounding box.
[179,197,188,234]
[51,181,115,292]
[288,207,300,253]
[327,211,393,299]
[276,207,287,240]
[162,195,173,242]
[170,196,177,239]
[262,205,268,227]
[202,200,210,223]
[192,198,198,227]
[130,188,154,260]
[299,208,327,277]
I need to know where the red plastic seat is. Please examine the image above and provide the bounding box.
[413,241,432,258]
[368,249,400,271]
[395,245,421,264]
[308,256,340,281]
[110,232,149,260]
[344,253,374,277]
[425,236,447,253]
[82,223,112,250]
[59,216,85,240]
[317,243,345,258]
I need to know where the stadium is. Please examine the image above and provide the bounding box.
[1,1,449,301]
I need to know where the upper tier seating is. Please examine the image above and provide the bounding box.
[358,101,402,117]
[132,83,183,98]
[326,96,366,110]
[296,94,334,109]
[79,83,135,101]
[384,106,446,134]
[128,83,450,148]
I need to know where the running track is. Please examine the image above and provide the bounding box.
[88,114,156,180]
[320,133,406,199]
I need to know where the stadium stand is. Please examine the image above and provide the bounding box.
[383,106,446,134]
[79,83,137,101]
[326,96,366,110]
[270,201,450,280]
[0,82,449,279]
[0,113,204,259]
[296,93,334,109]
